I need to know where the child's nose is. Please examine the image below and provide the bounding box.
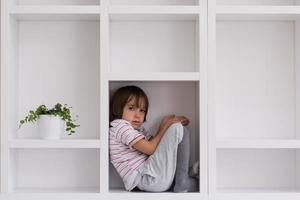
[135,111,141,117]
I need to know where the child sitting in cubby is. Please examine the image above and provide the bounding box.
[109,85,199,192]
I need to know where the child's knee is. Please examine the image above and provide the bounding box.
[169,122,183,130]
[168,123,184,141]
[169,123,183,134]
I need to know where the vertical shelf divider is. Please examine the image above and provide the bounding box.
[1,0,9,195]
[100,0,110,195]
[207,0,217,196]
[199,0,208,196]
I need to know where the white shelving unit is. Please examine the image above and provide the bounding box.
[208,0,300,199]
[1,0,207,200]
[5,0,300,199]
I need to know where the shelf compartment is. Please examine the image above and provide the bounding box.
[109,81,200,192]
[13,20,100,140]
[9,139,101,149]
[10,149,100,193]
[110,14,199,72]
[215,20,298,140]
[217,5,300,20]
[217,149,300,193]
[109,72,200,81]
[110,0,199,6]
[10,6,100,20]
[216,139,300,149]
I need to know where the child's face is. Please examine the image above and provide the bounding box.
[122,97,146,129]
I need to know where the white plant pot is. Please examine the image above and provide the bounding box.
[38,115,62,140]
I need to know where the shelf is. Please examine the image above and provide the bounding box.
[13,187,100,193]
[216,139,300,149]
[110,0,198,6]
[109,5,201,14]
[216,5,300,20]
[10,5,100,20]
[109,6,200,20]
[10,188,101,199]
[215,192,300,200]
[9,139,101,149]
[9,193,100,200]
[217,188,300,193]
[9,192,205,200]
[109,72,200,81]
[107,192,205,200]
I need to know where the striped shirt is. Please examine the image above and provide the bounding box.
[109,119,149,191]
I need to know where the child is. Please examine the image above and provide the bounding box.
[109,85,198,192]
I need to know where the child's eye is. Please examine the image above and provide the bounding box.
[140,109,146,113]
[128,106,134,110]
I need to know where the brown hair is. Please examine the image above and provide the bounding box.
[110,85,149,123]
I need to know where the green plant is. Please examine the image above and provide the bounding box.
[19,103,80,135]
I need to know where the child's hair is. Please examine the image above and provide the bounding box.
[110,85,149,123]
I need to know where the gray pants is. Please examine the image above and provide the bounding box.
[137,123,184,192]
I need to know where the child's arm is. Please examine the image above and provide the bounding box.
[131,115,189,155]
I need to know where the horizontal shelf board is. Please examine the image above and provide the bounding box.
[217,187,300,193]
[216,139,300,149]
[109,5,201,14]
[108,191,205,200]
[217,6,300,20]
[9,194,100,200]
[9,139,101,149]
[13,187,100,193]
[10,6,100,20]
[109,6,199,20]
[8,192,205,200]
[215,191,300,200]
[109,72,200,81]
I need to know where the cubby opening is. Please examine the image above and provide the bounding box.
[216,0,299,6]
[217,149,300,192]
[8,20,100,140]
[215,19,300,140]
[110,14,199,73]
[9,149,100,193]
[108,81,200,192]
[16,0,100,5]
[110,0,199,6]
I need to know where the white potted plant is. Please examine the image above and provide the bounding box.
[19,103,80,139]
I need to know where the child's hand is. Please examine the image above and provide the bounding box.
[159,115,189,133]
[177,115,190,126]
[159,115,177,132]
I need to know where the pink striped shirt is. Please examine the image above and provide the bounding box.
[109,119,149,190]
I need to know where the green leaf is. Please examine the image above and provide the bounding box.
[19,103,80,135]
